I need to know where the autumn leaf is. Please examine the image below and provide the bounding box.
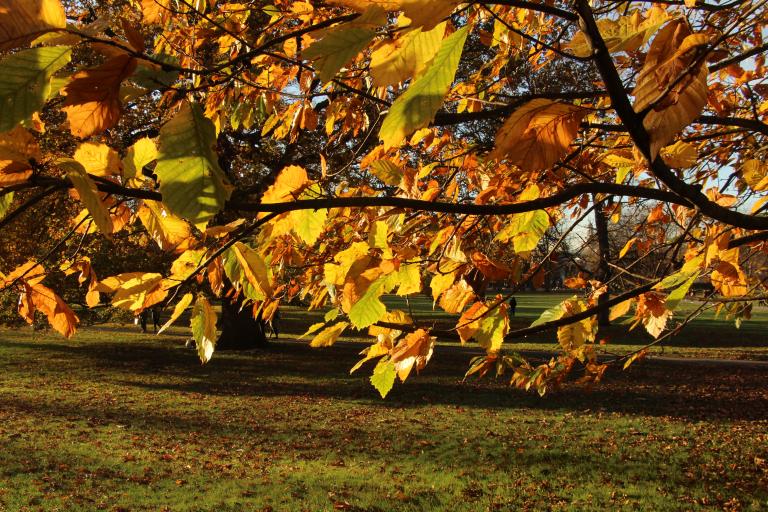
[370,22,446,86]
[73,142,121,176]
[633,20,711,159]
[190,294,217,363]
[0,46,71,131]
[155,101,232,230]
[25,282,79,338]
[309,321,349,347]
[0,126,41,185]
[0,0,66,50]
[389,328,435,381]
[65,164,114,236]
[379,25,469,148]
[138,200,193,253]
[61,54,137,138]
[490,99,587,171]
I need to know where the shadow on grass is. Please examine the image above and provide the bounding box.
[3,338,767,423]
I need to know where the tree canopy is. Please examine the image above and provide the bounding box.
[1,0,767,397]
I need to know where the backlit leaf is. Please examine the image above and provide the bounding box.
[389,328,434,381]
[0,46,71,131]
[370,22,445,86]
[190,294,217,363]
[155,102,232,229]
[309,321,349,347]
[379,25,469,148]
[490,99,587,171]
[61,54,137,138]
[73,142,121,176]
[370,358,397,398]
[157,292,194,334]
[66,164,113,236]
[137,200,193,253]
[0,0,66,50]
[633,21,710,159]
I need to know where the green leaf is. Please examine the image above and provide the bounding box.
[0,46,71,131]
[155,102,232,230]
[304,28,375,83]
[531,303,565,327]
[475,306,509,353]
[379,26,469,148]
[348,276,388,329]
[0,192,13,220]
[370,359,396,398]
[666,272,699,311]
[65,162,113,236]
[190,294,217,364]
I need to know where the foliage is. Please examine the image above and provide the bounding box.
[0,0,767,396]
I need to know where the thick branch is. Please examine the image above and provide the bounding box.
[574,0,768,231]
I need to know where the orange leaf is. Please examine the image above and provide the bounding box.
[62,55,137,137]
[490,99,587,171]
[633,20,710,158]
[0,0,66,50]
[27,282,79,337]
[389,328,435,381]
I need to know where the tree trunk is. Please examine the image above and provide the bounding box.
[593,195,613,327]
[217,297,268,349]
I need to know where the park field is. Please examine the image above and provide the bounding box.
[0,312,767,511]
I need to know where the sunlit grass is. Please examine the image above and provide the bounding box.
[0,329,766,511]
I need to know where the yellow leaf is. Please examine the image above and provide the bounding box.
[0,0,66,50]
[231,242,273,298]
[62,54,137,137]
[567,8,670,57]
[73,142,121,176]
[370,22,445,86]
[138,200,193,253]
[742,160,768,192]
[310,321,349,347]
[158,292,194,334]
[490,99,587,171]
[122,137,157,181]
[395,261,421,295]
[609,299,634,321]
[190,294,217,363]
[660,140,698,168]
[633,21,710,159]
[389,328,435,381]
[619,237,638,258]
[66,164,113,236]
[109,273,164,311]
[438,279,475,313]
[260,165,308,212]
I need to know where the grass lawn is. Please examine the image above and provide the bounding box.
[0,326,767,511]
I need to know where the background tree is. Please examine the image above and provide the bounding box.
[1,0,767,397]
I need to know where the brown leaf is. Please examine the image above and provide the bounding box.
[61,55,137,137]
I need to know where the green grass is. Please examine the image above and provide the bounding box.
[278,292,768,360]
[1,327,767,511]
